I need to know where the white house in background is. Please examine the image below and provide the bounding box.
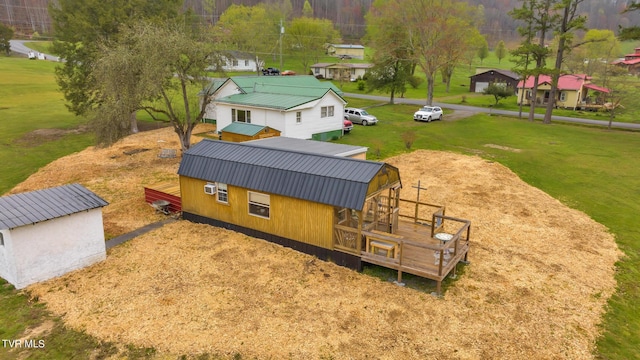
[310,63,373,81]
[222,51,261,72]
[0,184,108,289]
[326,44,365,59]
[202,75,347,141]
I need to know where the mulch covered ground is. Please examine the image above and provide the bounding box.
[17,125,620,359]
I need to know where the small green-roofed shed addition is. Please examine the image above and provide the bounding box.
[219,122,280,142]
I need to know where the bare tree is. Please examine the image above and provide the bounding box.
[91,22,224,151]
[543,0,586,124]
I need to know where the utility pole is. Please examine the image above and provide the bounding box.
[279,19,284,71]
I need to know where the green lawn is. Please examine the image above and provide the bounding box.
[1,54,639,360]
[0,57,94,195]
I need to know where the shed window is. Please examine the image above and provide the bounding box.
[296,111,302,123]
[217,183,228,203]
[0,232,4,246]
[248,191,270,218]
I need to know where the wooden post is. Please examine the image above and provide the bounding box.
[356,210,363,254]
[412,181,428,223]
[397,242,403,283]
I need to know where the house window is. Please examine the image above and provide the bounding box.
[232,109,251,123]
[560,91,567,102]
[321,106,334,118]
[244,60,249,66]
[0,232,4,246]
[217,183,228,203]
[314,67,319,74]
[232,60,238,66]
[296,111,301,123]
[248,191,270,218]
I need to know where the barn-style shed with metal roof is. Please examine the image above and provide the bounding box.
[178,139,401,268]
[178,140,471,291]
[0,184,108,289]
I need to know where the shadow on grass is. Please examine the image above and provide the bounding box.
[361,262,469,295]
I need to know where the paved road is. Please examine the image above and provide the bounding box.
[345,92,640,130]
[9,39,62,62]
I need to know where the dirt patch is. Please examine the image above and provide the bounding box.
[484,143,523,152]
[15,127,88,147]
[445,109,476,121]
[18,320,55,341]
[21,128,620,359]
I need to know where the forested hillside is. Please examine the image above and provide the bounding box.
[1,0,639,44]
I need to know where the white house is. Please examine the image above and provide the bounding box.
[0,183,108,289]
[203,75,347,141]
[222,51,261,72]
[310,63,373,81]
[327,44,365,59]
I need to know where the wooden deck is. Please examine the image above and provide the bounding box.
[335,215,471,294]
[144,181,182,213]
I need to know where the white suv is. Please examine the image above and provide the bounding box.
[413,106,443,122]
[344,108,378,126]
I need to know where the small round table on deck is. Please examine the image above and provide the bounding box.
[433,233,454,265]
[434,232,453,245]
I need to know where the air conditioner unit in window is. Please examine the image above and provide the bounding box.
[204,184,217,195]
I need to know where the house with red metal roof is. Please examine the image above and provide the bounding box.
[612,47,640,75]
[516,74,609,110]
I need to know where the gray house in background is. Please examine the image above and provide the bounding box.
[0,184,108,289]
[469,69,520,93]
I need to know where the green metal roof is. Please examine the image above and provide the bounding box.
[220,122,271,136]
[215,92,321,110]
[230,75,343,96]
[198,78,227,96]
[210,75,345,110]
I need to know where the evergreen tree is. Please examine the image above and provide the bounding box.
[495,40,507,64]
[0,23,13,56]
[477,39,489,64]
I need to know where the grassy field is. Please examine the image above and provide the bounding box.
[1,54,639,359]
[0,57,94,195]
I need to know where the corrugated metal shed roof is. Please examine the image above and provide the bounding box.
[0,183,108,230]
[247,137,367,158]
[221,122,270,136]
[178,140,397,210]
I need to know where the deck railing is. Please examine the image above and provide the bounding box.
[361,215,471,294]
[334,224,360,254]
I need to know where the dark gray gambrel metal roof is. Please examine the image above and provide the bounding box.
[178,140,399,211]
[0,183,109,230]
